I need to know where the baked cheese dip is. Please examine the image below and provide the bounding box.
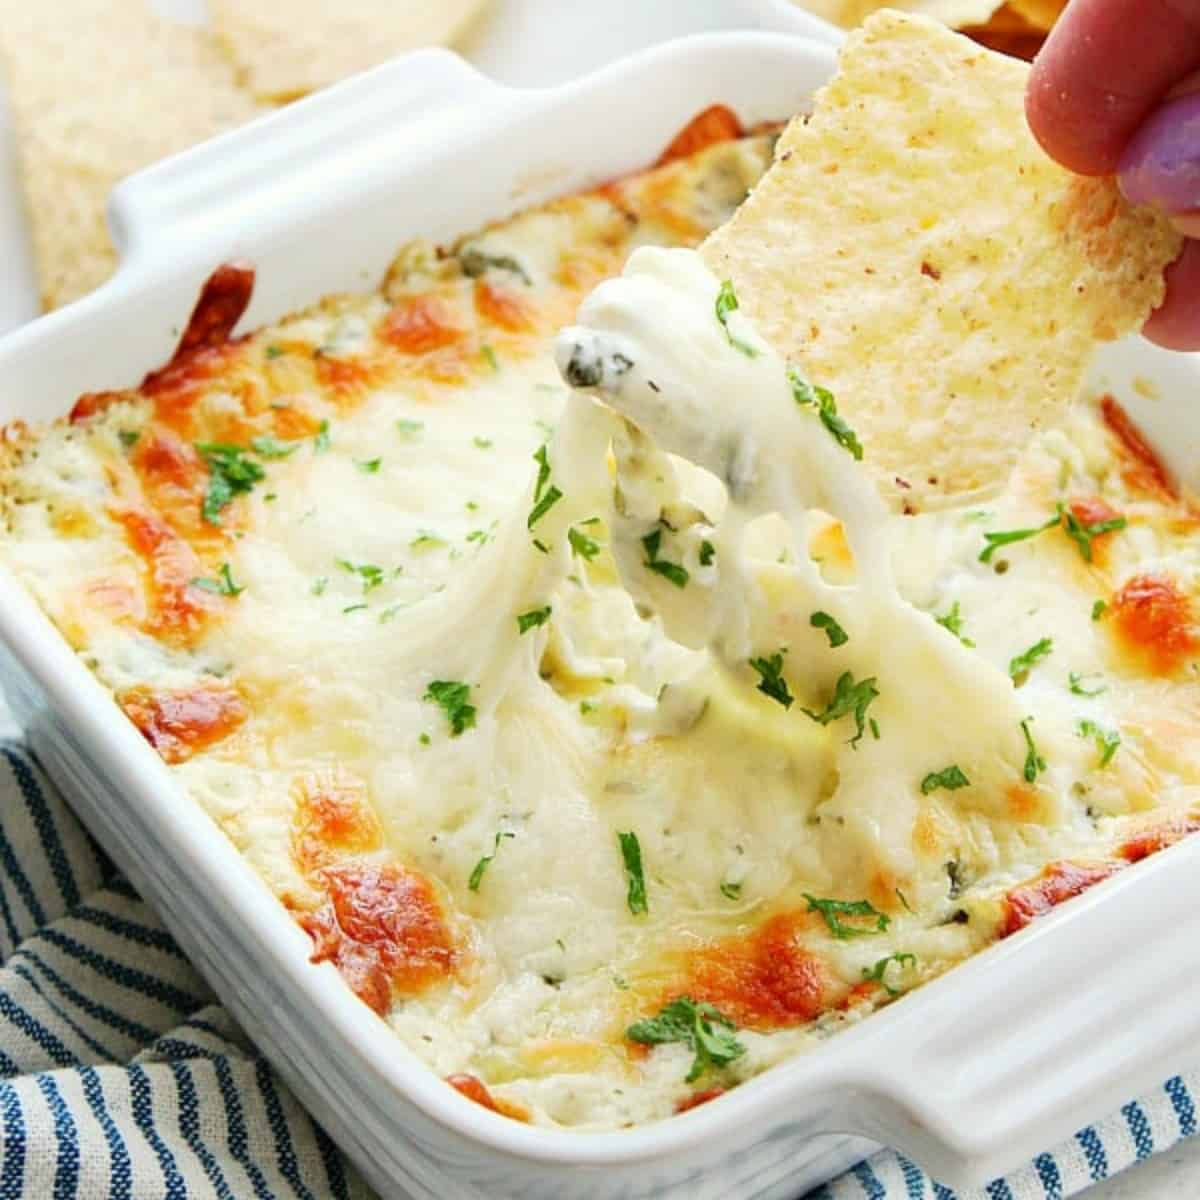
[1,84,1196,1129]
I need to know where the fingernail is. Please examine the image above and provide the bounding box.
[1119,91,1200,214]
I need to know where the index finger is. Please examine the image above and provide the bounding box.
[1027,0,1200,174]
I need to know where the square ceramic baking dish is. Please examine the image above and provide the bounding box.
[2,31,1200,1200]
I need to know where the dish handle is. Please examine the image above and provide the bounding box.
[816,840,1200,1189]
[107,50,501,262]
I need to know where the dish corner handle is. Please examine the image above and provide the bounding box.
[107,49,500,261]
[826,844,1200,1190]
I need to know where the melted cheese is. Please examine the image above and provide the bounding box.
[2,132,1199,1131]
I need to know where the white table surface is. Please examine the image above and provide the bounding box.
[0,2,1191,1196]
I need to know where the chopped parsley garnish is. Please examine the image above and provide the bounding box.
[410,530,446,551]
[468,831,514,891]
[920,765,970,794]
[465,529,491,545]
[337,559,386,592]
[118,430,140,448]
[196,443,266,525]
[810,610,848,648]
[250,435,298,459]
[641,527,689,588]
[1060,504,1126,563]
[935,601,975,647]
[517,606,551,634]
[862,952,917,997]
[423,680,477,737]
[191,562,244,597]
[1092,599,1108,621]
[748,651,792,708]
[480,344,499,372]
[265,344,284,359]
[342,603,367,614]
[801,671,880,747]
[978,512,1060,564]
[418,732,431,747]
[714,279,757,357]
[473,436,494,450]
[527,445,562,529]
[719,881,742,901]
[626,997,745,1083]
[458,247,531,286]
[1020,716,1046,783]
[803,893,890,940]
[699,540,715,567]
[532,538,550,554]
[789,368,863,460]
[314,421,331,453]
[356,457,382,473]
[396,419,423,438]
[568,525,601,560]
[1078,719,1120,767]
[1068,671,1106,697]
[311,576,328,596]
[528,486,562,530]
[1009,637,1053,683]
[618,831,648,915]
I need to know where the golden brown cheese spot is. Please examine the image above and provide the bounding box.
[473,278,537,334]
[169,262,256,360]
[268,401,324,441]
[666,911,835,1032]
[1101,394,1176,499]
[118,682,247,765]
[656,104,744,166]
[1000,860,1116,937]
[295,863,456,1015]
[290,769,382,876]
[313,354,379,404]
[1067,495,1124,567]
[130,432,215,543]
[82,578,144,624]
[70,389,128,424]
[384,294,467,355]
[445,1074,531,1122]
[112,507,217,643]
[1119,816,1200,863]
[610,161,707,244]
[1110,572,1198,676]
[1006,781,1046,822]
[674,1086,726,1114]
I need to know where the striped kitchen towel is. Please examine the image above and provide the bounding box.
[0,735,1196,1199]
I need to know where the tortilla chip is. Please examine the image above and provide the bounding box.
[1007,0,1067,29]
[210,0,490,103]
[793,0,1004,30]
[0,0,261,310]
[702,11,1181,510]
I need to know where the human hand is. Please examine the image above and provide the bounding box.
[1027,0,1200,349]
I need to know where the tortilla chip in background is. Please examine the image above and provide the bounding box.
[209,0,490,102]
[702,11,1181,511]
[1007,0,1068,29]
[793,0,1004,30]
[0,0,261,310]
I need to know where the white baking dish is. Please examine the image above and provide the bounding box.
[2,31,1200,1200]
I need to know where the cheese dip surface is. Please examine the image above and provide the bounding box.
[2,128,1198,1129]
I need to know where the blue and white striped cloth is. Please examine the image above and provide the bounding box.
[0,735,1196,1199]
